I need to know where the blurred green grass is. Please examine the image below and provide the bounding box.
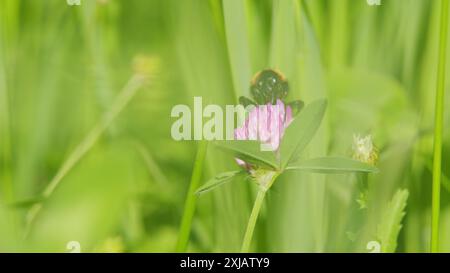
[0,0,449,253]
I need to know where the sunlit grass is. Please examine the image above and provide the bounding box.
[431,0,449,253]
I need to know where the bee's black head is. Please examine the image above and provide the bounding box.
[250,69,288,104]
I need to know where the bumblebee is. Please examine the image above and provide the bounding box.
[239,69,304,115]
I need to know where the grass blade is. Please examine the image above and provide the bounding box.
[222,0,252,99]
[431,0,449,253]
[176,141,208,252]
[5,197,44,209]
[24,74,149,234]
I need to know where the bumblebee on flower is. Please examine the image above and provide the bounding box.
[195,69,378,252]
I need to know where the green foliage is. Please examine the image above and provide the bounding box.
[287,157,378,174]
[0,0,447,253]
[215,141,279,170]
[279,99,327,168]
[195,171,243,195]
[376,189,409,253]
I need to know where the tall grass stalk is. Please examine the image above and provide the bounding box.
[431,0,449,253]
[24,74,148,236]
[0,0,21,203]
[176,141,208,252]
[0,39,13,204]
[222,0,251,99]
[0,0,20,245]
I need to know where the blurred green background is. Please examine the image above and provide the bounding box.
[0,0,449,253]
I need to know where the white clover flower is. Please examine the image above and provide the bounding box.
[352,134,378,166]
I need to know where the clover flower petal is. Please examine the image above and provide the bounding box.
[234,99,293,169]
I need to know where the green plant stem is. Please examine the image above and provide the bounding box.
[431,0,449,253]
[241,172,278,253]
[176,141,208,252]
[241,189,267,253]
